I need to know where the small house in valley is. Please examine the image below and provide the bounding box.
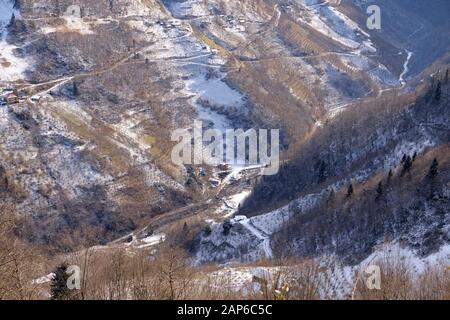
[6,93,19,104]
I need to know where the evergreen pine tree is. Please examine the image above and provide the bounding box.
[202,224,212,237]
[72,81,79,96]
[426,158,439,200]
[375,182,383,201]
[387,169,393,183]
[401,154,407,163]
[347,184,354,197]
[327,188,335,203]
[317,160,327,183]
[222,219,232,235]
[401,156,412,176]
[50,263,72,300]
[433,81,441,104]
[8,13,15,28]
[427,158,438,179]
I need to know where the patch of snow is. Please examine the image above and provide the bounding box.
[399,50,413,86]
[360,242,450,275]
[42,17,95,35]
[383,139,434,170]
[224,190,251,210]
[0,1,31,82]
[185,73,244,108]
[196,191,324,265]
[32,273,55,285]
[167,0,210,19]
[137,233,166,248]
[239,218,273,259]
[299,1,375,52]
[0,39,30,81]
[179,71,245,134]
[0,0,16,30]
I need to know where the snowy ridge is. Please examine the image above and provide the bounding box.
[202,242,450,299]
[298,0,376,53]
[195,192,324,264]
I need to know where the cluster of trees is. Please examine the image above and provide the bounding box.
[0,201,44,299]
[7,1,26,36]
[353,256,450,300]
[235,67,450,270]
[273,144,448,264]
[240,68,450,217]
[47,244,201,300]
[45,246,450,300]
[427,68,449,104]
[1,192,448,300]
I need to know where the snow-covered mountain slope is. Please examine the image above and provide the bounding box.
[0,0,448,256]
[218,80,450,267]
[0,0,17,29]
[352,0,450,78]
[194,241,450,299]
[0,0,31,82]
